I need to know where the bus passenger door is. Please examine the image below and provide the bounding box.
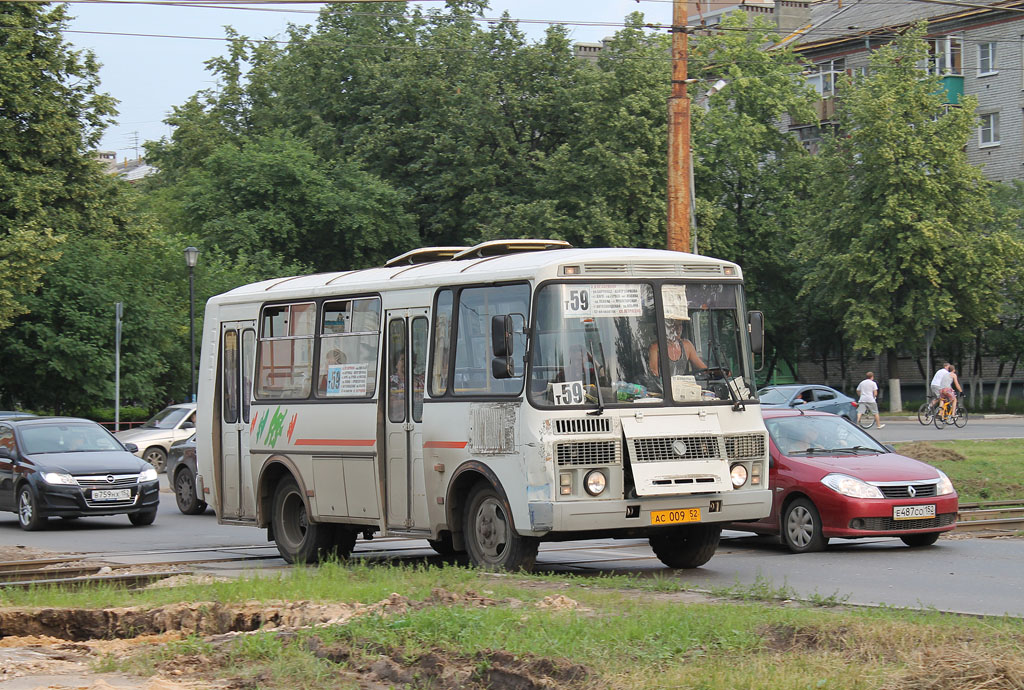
[219,321,257,520]
[384,310,430,531]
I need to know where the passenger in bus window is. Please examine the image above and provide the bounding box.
[389,352,406,411]
[648,319,706,377]
[318,348,346,395]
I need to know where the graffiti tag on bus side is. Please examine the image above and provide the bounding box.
[250,408,300,447]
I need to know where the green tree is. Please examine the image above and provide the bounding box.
[689,13,817,378]
[0,3,115,328]
[797,24,1019,380]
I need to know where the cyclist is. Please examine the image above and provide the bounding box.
[929,362,953,410]
[946,365,964,417]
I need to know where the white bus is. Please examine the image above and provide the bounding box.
[196,240,771,571]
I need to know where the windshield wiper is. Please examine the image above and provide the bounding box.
[584,342,605,416]
[708,338,745,412]
[829,446,881,454]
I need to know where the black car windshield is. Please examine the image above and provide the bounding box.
[757,388,793,405]
[20,423,123,454]
[765,415,886,456]
[529,282,755,408]
[142,407,191,429]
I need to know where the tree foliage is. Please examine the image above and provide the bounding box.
[0,3,115,328]
[689,13,818,372]
[797,25,1021,359]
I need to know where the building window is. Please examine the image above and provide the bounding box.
[978,42,997,76]
[926,36,962,75]
[979,112,1000,147]
[807,59,845,97]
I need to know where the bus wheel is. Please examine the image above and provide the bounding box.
[463,483,538,572]
[272,477,331,564]
[649,524,722,569]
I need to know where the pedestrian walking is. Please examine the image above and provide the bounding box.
[855,372,884,429]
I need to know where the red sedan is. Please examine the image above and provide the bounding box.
[730,409,958,552]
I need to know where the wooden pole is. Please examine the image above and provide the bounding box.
[667,0,691,253]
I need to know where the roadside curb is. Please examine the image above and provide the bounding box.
[877,414,1024,421]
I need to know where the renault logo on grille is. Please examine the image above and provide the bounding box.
[672,440,688,457]
[106,475,115,484]
[907,485,917,498]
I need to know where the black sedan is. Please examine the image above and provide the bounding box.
[0,417,160,530]
[757,384,858,421]
[166,433,207,515]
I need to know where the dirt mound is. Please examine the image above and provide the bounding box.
[0,589,523,642]
[895,442,966,463]
[303,637,590,690]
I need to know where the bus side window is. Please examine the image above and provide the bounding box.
[256,303,315,400]
[430,290,453,397]
[411,317,427,422]
[452,284,529,397]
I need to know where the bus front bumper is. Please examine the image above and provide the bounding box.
[528,488,773,535]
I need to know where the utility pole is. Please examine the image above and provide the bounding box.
[666,0,692,253]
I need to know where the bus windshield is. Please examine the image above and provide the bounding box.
[529,282,754,408]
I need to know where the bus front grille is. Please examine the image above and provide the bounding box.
[628,436,722,463]
[724,434,766,460]
[555,441,620,467]
[554,417,612,435]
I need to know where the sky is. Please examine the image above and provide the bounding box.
[63,1,675,159]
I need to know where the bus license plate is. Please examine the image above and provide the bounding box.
[92,489,131,502]
[893,504,935,520]
[651,508,701,526]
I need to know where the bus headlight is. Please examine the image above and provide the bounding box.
[730,463,748,488]
[584,470,607,496]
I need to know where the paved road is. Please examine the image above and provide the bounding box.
[0,480,1020,617]
[867,416,1024,443]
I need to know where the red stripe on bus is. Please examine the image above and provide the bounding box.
[294,439,376,447]
[423,441,469,449]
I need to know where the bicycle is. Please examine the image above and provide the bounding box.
[917,396,938,425]
[856,406,877,429]
[933,393,968,429]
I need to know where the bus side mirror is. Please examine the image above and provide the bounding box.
[748,311,764,354]
[491,314,514,357]
[491,356,514,379]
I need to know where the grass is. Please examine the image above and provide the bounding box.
[7,560,1024,689]
[893,439,1024,503]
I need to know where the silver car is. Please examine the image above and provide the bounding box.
[113,403,196,473]
[757,384,859,422]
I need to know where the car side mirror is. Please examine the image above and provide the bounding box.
[123,442,139,454]
[883,444,895,453]
[181,421,195,429]
[790,399,805,406]
[0,448,13,460]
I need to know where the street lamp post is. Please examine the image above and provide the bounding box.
[184,246,199,403]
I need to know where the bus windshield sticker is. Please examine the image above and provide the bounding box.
[553,380,586,406]
[562,285,643,318]
[662,285,689,321]
[327,363,369,397]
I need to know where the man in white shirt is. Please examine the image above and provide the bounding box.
[930,362,963,415]
[855,372,884,429]
[930,363,953,409]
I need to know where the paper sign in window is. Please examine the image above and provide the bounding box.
[563,285,643,318]
[662,285,689,321]
[327,363,369,397]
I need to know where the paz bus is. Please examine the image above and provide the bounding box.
[195,240,771,571]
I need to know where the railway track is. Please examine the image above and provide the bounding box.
[955,500,1024,533]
